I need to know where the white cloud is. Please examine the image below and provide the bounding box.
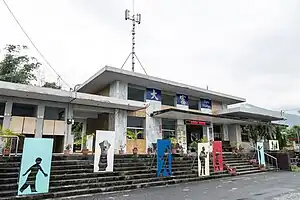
[1,0,299,110]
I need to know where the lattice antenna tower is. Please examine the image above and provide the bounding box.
[124,0,141,72]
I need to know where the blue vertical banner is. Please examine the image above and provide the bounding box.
[176,94,188,106]
[157,139,172,177]
[256,141,265,166]
[200,99,212,109]
[18,138,53,196]
[146,88,161,101]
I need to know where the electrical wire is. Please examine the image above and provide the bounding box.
[2,0,71,89]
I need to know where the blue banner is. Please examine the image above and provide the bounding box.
[146,88,161,101]
[256,142,265,166]
[157,139,172,177]
[176,94,188,106]
[200,99,212,109]
[18,138,53,195]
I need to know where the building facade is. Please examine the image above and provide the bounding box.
[0,66,284,154]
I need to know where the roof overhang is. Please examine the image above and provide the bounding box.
[217,104,284,122]
[0,81,147,111]
[77,66,246,105]
[150,108,251,124]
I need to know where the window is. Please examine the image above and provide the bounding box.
[241,125,250,142]
[44,107,65,120]
[12,103,37,117]
[241,133,250,142]
[161,94,175,106]
[127,116,145,139]
[162,119,176,139]
[213,124,223,141]
[189,99,199,110]
[128,86,145,102]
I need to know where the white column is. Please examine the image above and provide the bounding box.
[175,94,188,153]
[223,124,229,141]
[109,81,128,154]
[81,120,87,151]
[228,124,242,144]
[64,105,74,153]
[145,88,162,150]
[3,100,13,129]
[35,104,45,138]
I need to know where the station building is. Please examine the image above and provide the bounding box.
[0,66,284,153]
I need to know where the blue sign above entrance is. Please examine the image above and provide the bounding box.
[200,99,212,109]
[146,88,161,101]
[176,94,188,106]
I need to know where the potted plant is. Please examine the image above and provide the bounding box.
[81,133,94,156]
[119,144,126,154]
[147,145,153,154]
[132,147,138,155]
[231,142,239,154]
[170,137,178,154]
[64,144,72,155]
[0,128,23,156]
[127,129,141,154]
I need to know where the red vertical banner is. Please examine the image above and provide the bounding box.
[213,141,223,172]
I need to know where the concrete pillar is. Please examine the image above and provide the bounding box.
[64,105,74,153]
[228,124,242,144]
[223,124,229,141]
[109,81,128,154]
[35,104,45,138]
[145,88,162,151]
[81,120,87,151]
[3,100,13,129]
[109,109,127,154]
[175,94,188,153]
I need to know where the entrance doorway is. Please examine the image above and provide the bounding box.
[186,125,203,151]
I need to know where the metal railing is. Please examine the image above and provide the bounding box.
[238,142,278,170]
[0,136,19,156]
[264,152,278,170]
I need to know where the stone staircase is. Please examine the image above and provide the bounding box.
[0,153,268,200]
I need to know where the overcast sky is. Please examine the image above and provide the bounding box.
[1,0,300,111]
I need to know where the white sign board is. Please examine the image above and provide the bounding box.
[198,143,210,177]
[94,130,115,172]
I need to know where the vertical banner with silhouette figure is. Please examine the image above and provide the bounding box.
[256,141,265,165]
[269,140,279,151]
[198,142,210,177]
[157,139,172,177]
[94,130,115,172]
[18,138,53,195]
[213,141,223,172]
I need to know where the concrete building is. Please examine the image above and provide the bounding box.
[0,66,284,153]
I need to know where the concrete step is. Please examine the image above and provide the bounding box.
[0,172,232,200]
[0,170,195,191]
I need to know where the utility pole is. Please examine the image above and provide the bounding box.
[124,1,141,72]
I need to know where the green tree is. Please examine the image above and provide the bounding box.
[42,81,61,89]
[0,45,40,84]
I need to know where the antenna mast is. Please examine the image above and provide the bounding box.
[124,0,141,72]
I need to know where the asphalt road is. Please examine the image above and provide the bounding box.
[70,171,300,200]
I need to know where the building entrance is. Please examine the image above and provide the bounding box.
[186,125,203,151]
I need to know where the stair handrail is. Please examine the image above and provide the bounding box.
[190,153,197,169]
[149,151,157,170]
[264,152,278,170]
[239,142,278,170]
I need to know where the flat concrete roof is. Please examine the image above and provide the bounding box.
[0,81,147,111]
[77,66,246,105]
[217,104,284,122]
[151,107,250,124]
